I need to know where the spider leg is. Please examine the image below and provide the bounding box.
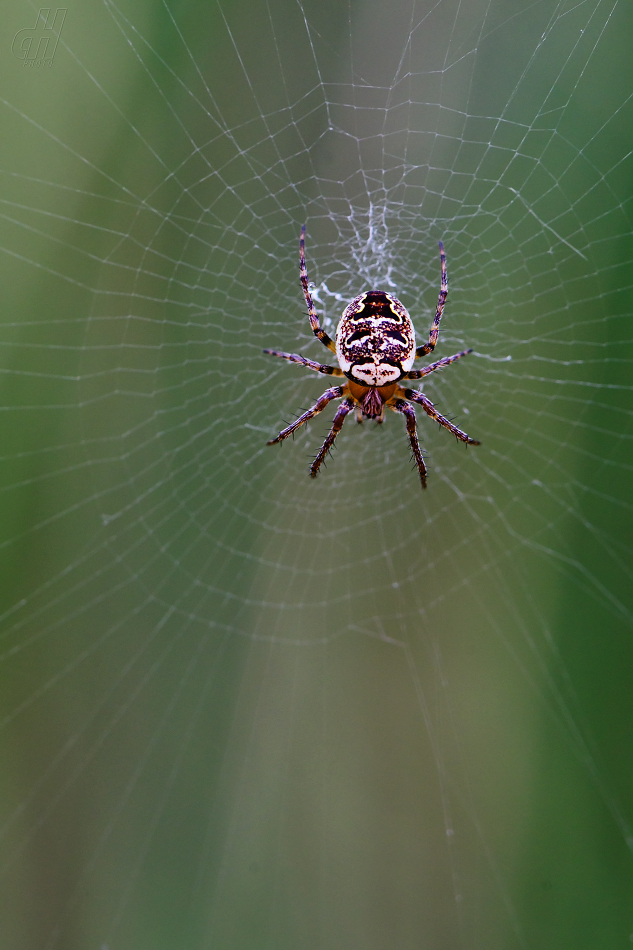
[310,397,355,478]
[391,399,427,489]
[404,388,480,445]
[267,385,346,445]
[404,348,472,380]
[263,348,343,376]
[300,225,337,354]
[416,240,447,358]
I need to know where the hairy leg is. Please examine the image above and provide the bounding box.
[267,386,345,445]
[263,348,343,376]
[300,226,337,354]
[405,348,472,380]
[391,398,428,489]
[416,240,447,358]
[310,397,355,477]
[404,388,480,444]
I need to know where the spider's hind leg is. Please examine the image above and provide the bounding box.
[300,226,337,354]
[263,349,343,376]
[405,348,472,380]
[416,240,448,358]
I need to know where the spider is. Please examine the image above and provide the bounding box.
[264,227,480,488]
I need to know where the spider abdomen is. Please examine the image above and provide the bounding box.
[335,291,416,385]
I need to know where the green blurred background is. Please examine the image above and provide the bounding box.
[1,0,632,947]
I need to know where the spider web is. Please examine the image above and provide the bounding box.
[1,0,632,947]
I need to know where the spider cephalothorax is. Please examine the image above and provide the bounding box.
[264,227,480,488]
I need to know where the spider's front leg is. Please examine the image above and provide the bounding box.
[311,397,355,478]
[391,398,428,489]
[404,388,480,445]
[267,385,346,445]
